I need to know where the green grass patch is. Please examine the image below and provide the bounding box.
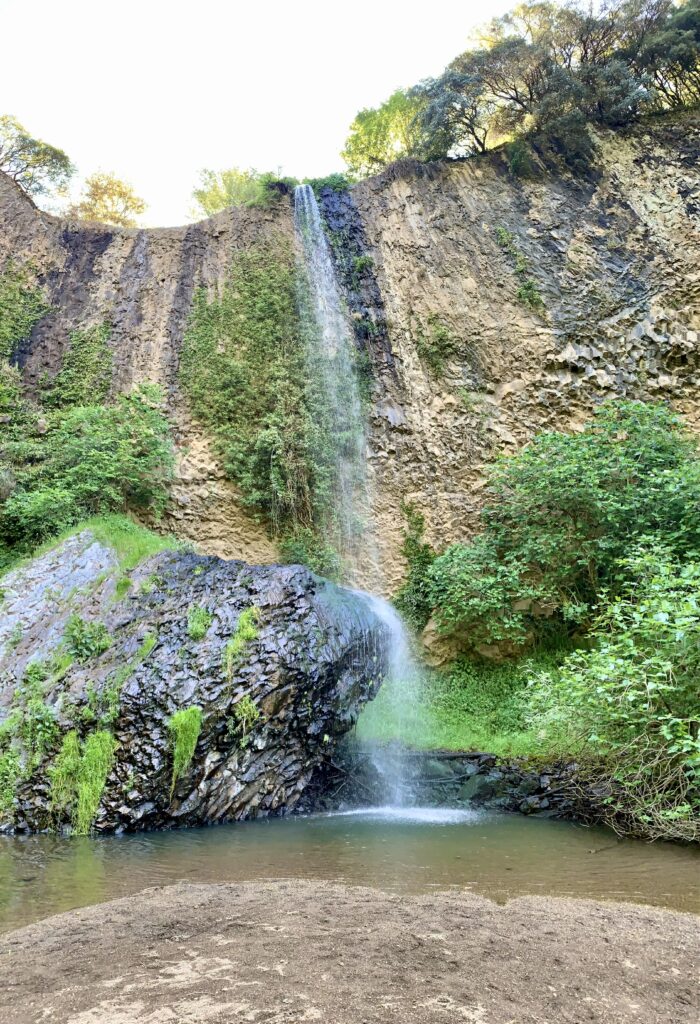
[187,605,212,641]
[0,514,180,581]
[223,606,260,680]
[48,728,116,834]
[74,730,116,835]
[355,650,568,758]
[167,706,202,793]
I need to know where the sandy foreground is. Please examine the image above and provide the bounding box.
[0,880,698,1024]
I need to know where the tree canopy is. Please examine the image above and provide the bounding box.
[343,1,700,174]
[191,168,296,217]
[67,172,147,228]
[340,90,426,177]
[0,115,75,198]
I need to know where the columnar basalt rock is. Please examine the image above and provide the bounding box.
[0,532,389,833]
[2,114,699,590]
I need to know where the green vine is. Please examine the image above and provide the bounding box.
[0,261,50,361]
[42,321,113,407]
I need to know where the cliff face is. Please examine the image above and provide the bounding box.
[353,113,700,588]
[2,113,699,589]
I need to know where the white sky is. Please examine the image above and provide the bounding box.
[1,0,509,226]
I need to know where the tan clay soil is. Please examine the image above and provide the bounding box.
[0,880,698,1023]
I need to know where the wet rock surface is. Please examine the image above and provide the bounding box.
[0,531,389,833]
[303,746,601,823]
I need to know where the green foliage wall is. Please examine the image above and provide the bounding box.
[0,262,49,361]
[179,237,341,572]
[427,400,700,651]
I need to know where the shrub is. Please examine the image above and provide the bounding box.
[40,384,173,516]
[305,173,352,195]
[528,544,700,841]
[227,694,260,742]
[394,503,436,630]
[0,748,21,816]
[414,313,459,376]
[428,401,700,651]
[279,528,342,580]
[179,238,341,561]
[187,605,212,641]
[167,706,202,793]
[0,261,50,361]
[64,615,112,661]
[0,384,174,558]
[0,487,80,546]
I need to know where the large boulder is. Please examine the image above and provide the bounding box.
[0,530,389,833]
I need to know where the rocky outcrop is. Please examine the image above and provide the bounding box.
[303,746,606,825]
[0,531,388,833]
[2,113,700,590]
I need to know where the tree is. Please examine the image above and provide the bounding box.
[0,115,74,198]
[341,90,425,177]
[67,172,146,228]
[412,71,493,156]
[192,167,264,215]
[191,168,295,217]
[365,1,700,171]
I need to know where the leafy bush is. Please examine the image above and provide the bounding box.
[64,615,112,661]
[0,488,80,546]
[279,528,342,580]
[0,384,174,556]
[428,401,700,651]
[167,706,202,793]
[40,384,173,515]
[528,545,700,841]
[305,173,352,195]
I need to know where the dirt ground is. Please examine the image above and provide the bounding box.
[0,880,698,1024]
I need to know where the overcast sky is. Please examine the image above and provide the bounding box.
[1,0,510,225]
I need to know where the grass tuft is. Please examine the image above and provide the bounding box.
[167,706,202,794]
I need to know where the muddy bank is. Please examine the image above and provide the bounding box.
[1,880,698,1024]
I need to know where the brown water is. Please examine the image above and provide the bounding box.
[1,807,699,932]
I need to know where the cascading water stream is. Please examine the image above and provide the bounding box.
[294,184,423,807]
[294,184,371,583]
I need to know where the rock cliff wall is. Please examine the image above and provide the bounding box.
[2,112,699,589]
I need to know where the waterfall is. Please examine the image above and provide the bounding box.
[294,184,422,807]
[294,184,371,584]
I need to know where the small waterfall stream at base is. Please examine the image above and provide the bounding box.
[294,183,424,808]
